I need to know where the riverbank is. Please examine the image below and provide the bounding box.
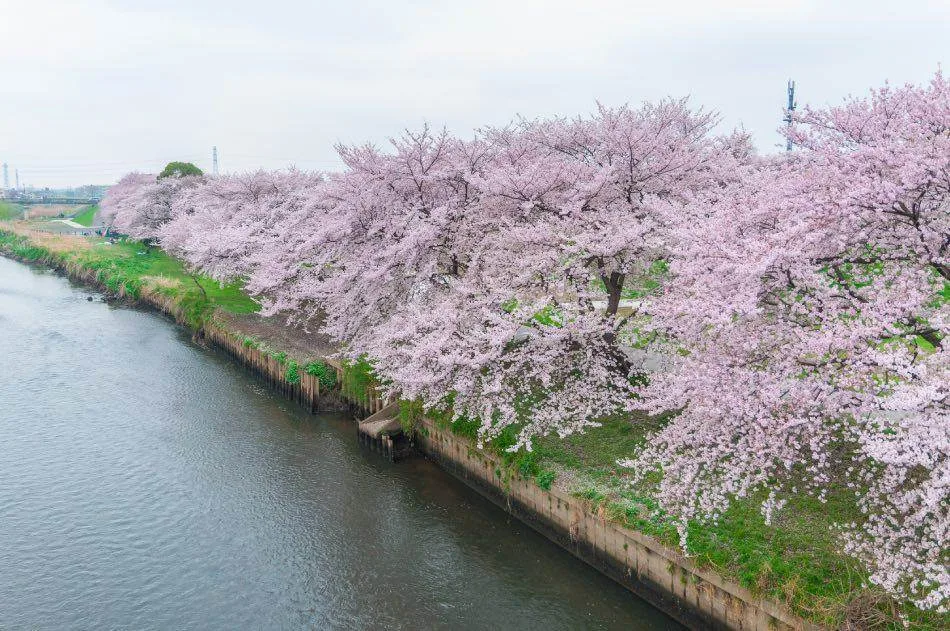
[1,254,680,630]
[1,223,942,630]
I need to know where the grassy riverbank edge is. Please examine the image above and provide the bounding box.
[1,224,942,630]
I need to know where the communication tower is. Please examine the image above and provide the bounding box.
[784,80,797,152]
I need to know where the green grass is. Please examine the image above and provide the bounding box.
[0,201,24,220]
[0,229,51,259]
[341,357,377,405]
[285,361,301,384]
[524,413,944,629]
[305,361,337,389]
[84,240,257,317]
[70,205,98,227]
[0,229,258,327]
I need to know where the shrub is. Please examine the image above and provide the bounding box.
[304,361,337,389]
[535,470,557,490]
[285,361,301,385]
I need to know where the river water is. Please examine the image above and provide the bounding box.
[0,256,678,630]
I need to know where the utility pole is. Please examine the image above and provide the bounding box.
[784,79,797,152]
[212,146,219,176]
[2,163,8,190]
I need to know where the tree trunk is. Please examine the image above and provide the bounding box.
[191,274,208,301]
[602,271,625,317]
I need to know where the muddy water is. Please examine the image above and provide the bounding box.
[0,256,679,630]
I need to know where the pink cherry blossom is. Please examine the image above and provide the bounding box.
[98,72,949,611]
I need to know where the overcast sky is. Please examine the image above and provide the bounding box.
[1,0,946,188]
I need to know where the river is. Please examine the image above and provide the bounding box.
[0,256,678,630]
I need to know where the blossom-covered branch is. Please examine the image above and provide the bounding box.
[98,72,949,611]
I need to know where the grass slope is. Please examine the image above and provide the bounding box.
[0,201,24,220]
[533,416,875,627]
[0,227,257,326]
[70,205,98,226]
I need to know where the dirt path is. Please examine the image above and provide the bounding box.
[215,310,339,362]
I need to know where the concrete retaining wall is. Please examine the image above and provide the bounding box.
[415,420,821,631]
[203,322,389,419]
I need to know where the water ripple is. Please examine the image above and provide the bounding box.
[0,257,677,630]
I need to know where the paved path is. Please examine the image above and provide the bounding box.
[52,219,87,229]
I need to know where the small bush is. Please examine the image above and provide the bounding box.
[304,361,337,389]
[398,399,424,432]
[450,415,481,440]
[535,470,557,490]
[341,357,375,402]
[285,361,301,384]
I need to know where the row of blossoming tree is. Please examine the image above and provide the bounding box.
[100,73,948,612]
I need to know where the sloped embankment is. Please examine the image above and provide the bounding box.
[5,225,937,630]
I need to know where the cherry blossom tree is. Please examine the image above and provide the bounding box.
[240,127,501,355]
[442,102,750,447]
[160,169,324,284]
[374,103,748,449]
[98,172,155,230]
[240,105,749,451]
[624,72,949,611]
[96,74,948,611]
[102,172,201,243]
